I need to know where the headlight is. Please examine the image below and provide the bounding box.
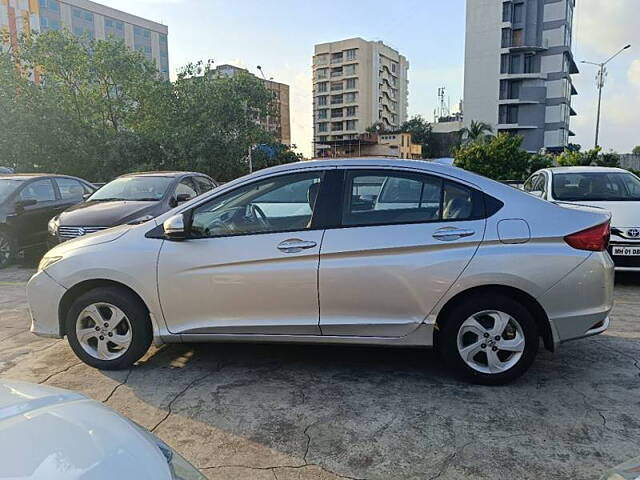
[127,214,155,225]
[38,256,62,272]
[47,217,59,235]
[131,422,205,480]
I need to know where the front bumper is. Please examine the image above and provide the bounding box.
[538,252,614,346]
[27,270,67,339]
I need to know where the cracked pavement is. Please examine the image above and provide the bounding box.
[1,266,639,479]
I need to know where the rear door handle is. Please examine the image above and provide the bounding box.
[432,227,475,242]
[277,239,318,253]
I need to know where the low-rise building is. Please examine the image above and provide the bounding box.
[317,132,421,159]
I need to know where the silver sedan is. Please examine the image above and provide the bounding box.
[28,159,614,384]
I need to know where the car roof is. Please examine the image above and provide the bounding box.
[0,173,87,181]
[546,166,629,174]
[119,171,206,178]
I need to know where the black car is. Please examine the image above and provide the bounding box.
[0,174,96,267]
[49,171,217,244]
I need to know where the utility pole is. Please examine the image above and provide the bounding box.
[581,44,631,148]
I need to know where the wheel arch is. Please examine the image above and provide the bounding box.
[434,284,555,352]
[58,279,151,337]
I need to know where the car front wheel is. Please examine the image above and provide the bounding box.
[65,286,152,370]
[439,294,539,385]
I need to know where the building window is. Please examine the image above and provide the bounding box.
[40,16,49,28]
[317,109,328,119]
[330,81,343,91]
[391,63,397,73]
[344,92,357,103]
[345,78,356,89]
[345,49,357,60]
[317,82,328,93]
[331,52,343,64]
[512,29,524,47]
[331,108,343,118]
[318,136,328,143]
[510,54,521,73]
[73,8,82,18]
[316,68,328,79]
[501,28,511,48]
[331,95,343,105]
[499,105,519,124]
[332,122,343,132]
[315,54,328,65]
[317,96,327,106]
[84,11,93,21]
[331,67,343,77]
[344,64,356,75]
[512,2,524,23]
[500,80,521,99]
[523,54,535,73]
[500,54,509,74]
[318,123,328,132]
[502,2,512,22]
[346,106,357,117]
[345,120,357,130]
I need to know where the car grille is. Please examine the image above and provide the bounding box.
[58,226,108,239]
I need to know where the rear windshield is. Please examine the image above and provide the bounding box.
[552,172,640,201]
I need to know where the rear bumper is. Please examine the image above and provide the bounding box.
[538,252,614,346]
[27,270,66,339]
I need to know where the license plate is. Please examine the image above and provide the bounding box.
[612,246,640,256]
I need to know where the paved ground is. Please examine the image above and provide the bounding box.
[1,266,639,480]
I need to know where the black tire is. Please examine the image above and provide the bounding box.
[0,230,16,269]
[439,293,539,385]
[65,286,152,370]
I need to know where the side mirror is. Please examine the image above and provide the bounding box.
[176,193,192,203]
[82,193,92,200]
[15,199,37,210]
[163,214,188,240]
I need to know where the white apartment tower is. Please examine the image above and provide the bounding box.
[464,0,578,152]
[312,38,409,156]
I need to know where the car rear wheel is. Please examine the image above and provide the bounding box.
[0,231,15,269]
[65,287,152,370]
[439,294,539,385]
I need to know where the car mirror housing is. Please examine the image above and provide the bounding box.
[163,214,188,240]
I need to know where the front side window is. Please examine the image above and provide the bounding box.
[175,178,198,201]
[191,172,323,238]
[19,179,56,202]
[89,176,173,202]
[342,170,479,227]
[193,176,215,194]
[56,178,87,200]
[0,179,23,203]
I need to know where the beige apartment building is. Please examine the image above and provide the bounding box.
[1,0,169,79]
[213,64,291,146]
[312,37,409,156]
[322,132,422,159]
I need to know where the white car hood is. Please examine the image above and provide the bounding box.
[562,201,640,228]
[48,224,133,257]
[0,381,170,480]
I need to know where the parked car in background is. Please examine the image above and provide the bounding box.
[28,159,614,385]
[0,166,15,174]
[0,174,96,268]
[48,171,217,244]
[525,167,640,271]
[0,380,205,480]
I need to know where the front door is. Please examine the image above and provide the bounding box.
[11,179,59,249]
[319,168,486,337]
[157,170,328,335]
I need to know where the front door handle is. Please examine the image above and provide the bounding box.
[432,227,475,242]
[277,239,318,253]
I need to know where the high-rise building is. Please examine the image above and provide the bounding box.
[0,0,169,79]
[212,64,291,146]
[464,0,578,153]
[312,38,409,157]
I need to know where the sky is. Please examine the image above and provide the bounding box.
[102,0,639,158]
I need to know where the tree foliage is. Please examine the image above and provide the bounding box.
[460,120,493,145]
[633,146,640,156]
[453,133,551,181]
[0,30,296,182]
[399,115,433,158]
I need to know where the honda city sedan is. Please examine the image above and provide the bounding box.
[28,159,614,385]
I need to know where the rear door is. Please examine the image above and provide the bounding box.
[319,168,486,337]
[54,177,89,213]
[11,179,59,248]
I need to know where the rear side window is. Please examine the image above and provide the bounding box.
[18,179,56,202]
[342,170,485,227]
[194,176,216,194]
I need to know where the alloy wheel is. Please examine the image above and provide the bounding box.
[75,303,132,361]
[456,310,525,374]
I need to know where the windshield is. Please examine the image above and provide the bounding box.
[552,172,640,202]
[0,179,23,203]
[89,176,173,202]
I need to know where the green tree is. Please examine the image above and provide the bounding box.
[460,120,493,145]
[454,133,549,181]
[632,146,640,155]
[556,147,600,167]
[365,121,388,134]
[596,151,620,168]
[400,115,434,158]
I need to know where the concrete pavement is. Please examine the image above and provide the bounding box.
[1,266,639,479]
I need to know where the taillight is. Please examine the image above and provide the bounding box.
[564,221,611,252]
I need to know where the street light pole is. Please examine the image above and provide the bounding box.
[581,44,631,148]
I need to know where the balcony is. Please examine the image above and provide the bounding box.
[330,56,343,65]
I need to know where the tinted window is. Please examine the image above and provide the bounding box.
[56,178,86,201]
[0,179,23,203]
[343,170,481,227]
[176,178,198,200]
[552,172,640,201]
[19,179,56,202]
[194,176,215,194]
[191,172,323,238]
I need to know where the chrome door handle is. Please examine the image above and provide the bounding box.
[277,239,318,253]
[432,227,475,242]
